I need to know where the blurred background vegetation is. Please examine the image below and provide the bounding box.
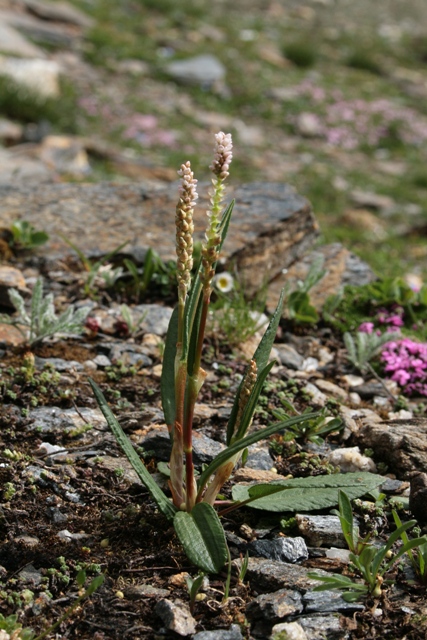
[2,0,427,281]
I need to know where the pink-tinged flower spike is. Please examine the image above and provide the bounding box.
[176,161,197,304]
[201,132,233,292]
[210,131,233,180]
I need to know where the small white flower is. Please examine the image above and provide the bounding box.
[213,272,234,293]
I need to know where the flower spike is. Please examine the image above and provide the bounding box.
[210,131,233,180]
[176,161,197,303]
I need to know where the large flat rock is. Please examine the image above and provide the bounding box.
[0,181,318,294]
[358,417,427,478]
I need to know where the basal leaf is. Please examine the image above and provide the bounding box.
[160,306,178,427]
[198,412,319,499]
[174,502,228,573]
[232,472,383,512]
[90,379,176,521]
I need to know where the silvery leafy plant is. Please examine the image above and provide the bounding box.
[90,132,325,573]
[1,277,89,347]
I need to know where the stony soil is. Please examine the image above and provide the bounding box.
[0,252,426,640]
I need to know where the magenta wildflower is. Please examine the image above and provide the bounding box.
[381,338,427,396]
[358,322,375,334]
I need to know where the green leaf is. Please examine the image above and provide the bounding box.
[161,306,179,427]
[234,361,276,442]
[231,472,384,512]
[288,291,318,323]
[85,574,105,596]
[198,412,319,499]
[182,274,203,363]
[217,200,235,252]
[174,502,228,573]
[338,490,358,552]
[76,570,87,588]
[90,379,177,521]
[226,289,284,445]
[187,291,204,377]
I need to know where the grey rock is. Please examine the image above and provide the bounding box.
[249,537,308,563]
[301,383,327,407]
[297,614,350,639]
[297,113,324,137]
[13,535,40,548]
[40,135,91,176]
[295,515,346,548]
[245,557,329,592]
[358,416,427,477]
[276,343,304,370]
[137,427,170,459]
[139,426,224,465]
[0,117,23,143]
[192,431,226,464]
[380,477,408,494]
[0,181,316,300]
[409,472,427,524]
[352,383,389,399]
[28,406,106,434]
[125,584,170,599]
[302,591,364,614]
[193,625,243,640]
[325,548,351,562]
[350,189,395,212]
[267,243,376,314]
[315,379,348,402]
[0,22,45,57]
[35,357,84,372]
[57,529,89,541]
[327,447,377,473]
[155,599,196,636]
[245,443,275,471]
[0,147,51,185]
[0,56,61,97]
[164,54,225,87]
[92,354,112,368]
[31,591,51,616]
[46,507,68,523]
[107,343,152,367]
[1,8,80,47]
[0,265,29,307]
[22,0,94,28]
[134,304,173,336]
[247,588,303,621]
[88,456,140,485]
[271,621,308,640]
[18,564,43,586]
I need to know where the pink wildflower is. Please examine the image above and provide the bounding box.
[358,322,375,334]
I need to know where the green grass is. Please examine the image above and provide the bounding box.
[0,75,78,131]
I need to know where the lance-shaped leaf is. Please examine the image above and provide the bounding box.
[161,307,179,428]
[226,289,285,445]
[90,379,177,521]
[232,472,383,512]
[233,361,275,443]
[174,502,228,573]
[197,412,319,500]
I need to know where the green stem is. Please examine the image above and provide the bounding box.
[193,293,210,374]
